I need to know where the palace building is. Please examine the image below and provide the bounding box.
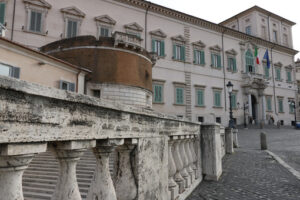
[0,0,298,126]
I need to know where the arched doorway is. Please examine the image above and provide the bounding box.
[251,95,257,122]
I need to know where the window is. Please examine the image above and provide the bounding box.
[67,19,78,38]
[0,63,20,78]
[59,80,75,92]
[283,34,288,46]
[198,116,204,123]
[266,96,272,111]
[245,26,251,35]
[286,70,292,82]
[196,88,204,106]
[278,98,284,113]
[153,84,163,103]
[0,2,5,25]
[152,39,165,57]
[211,53,221,68]
[173,44,185,61]
[245,49,254,73]
[99,26,110,37]
[29,10,42,33]
[93,90,101,98]
[275,67,281,81]
[261,26,267,39]
[175,87,184,105]
[231,93,237,109]
[216,117,221,124]
[273,30,278,42]
[289,100,295,113]
[193,49,205,65]
[213,90,222,107]
[264,64,270,79]
[227,57,237,72]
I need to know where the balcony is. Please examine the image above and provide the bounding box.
[113,31,143,50]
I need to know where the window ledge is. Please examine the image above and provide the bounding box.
[172,58,186,63]
[275,79,283,82]
[194,63,205,67]
[278,111,285,114]
[213,106,223,109]
[195,105,205,108]
[286,81,293,84]
[266,110,273,113]
[173,103,186,106]
[23,29,47,36]
[153,102,164,105]
[210,65,222,70]
[227,69,238,73]
[289,112,295,114]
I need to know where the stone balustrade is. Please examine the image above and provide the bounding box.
[0,76,230,200]
[113,31,143,50]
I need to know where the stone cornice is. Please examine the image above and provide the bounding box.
[113,0,298,55]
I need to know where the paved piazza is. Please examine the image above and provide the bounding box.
[187,127,300,200]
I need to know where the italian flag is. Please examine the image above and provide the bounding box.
[254,47,259,64]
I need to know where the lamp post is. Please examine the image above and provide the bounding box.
[226,81,234,128]
[288,100,297,128]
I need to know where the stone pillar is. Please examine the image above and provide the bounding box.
[225,128,234,154]
[168,139,179,200]
[248,94,252,117]
[262,95,266,123]
[114,139,137,200]
[189,136,197,179]
[233,129,239,148]
[179,136,191,188]
[201,123,222,181]
[51,140,96,200]
[87,139,124,200]
[171,137,185,193]
[194,135,202,180]
[0,143,47,200]
[184,136,195,183]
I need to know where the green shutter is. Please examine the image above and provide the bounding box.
[0,3,5,24]
[181,46,185,61]
[176,88,183,104]
[217,54,221,68]
[193,49,196,64]
[214,91,221,107]
[151,39,155,53]
[264,65,269,78]
[267,97,272,111]
[211,54,214,67]
[154,85,162,103]
[197,90,204,106]
[231,94,236,108]
[173,44,176,59]
[233,58,237,72]
[276,68,281,80]
[30,11,36,31]
[287,71,292,82]
[279,99,283,112]
[161,41,165,56]
[200,51,205,65]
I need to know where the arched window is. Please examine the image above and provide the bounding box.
[245,49,254,73]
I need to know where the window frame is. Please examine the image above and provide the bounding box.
[29,9,43,33]
[152,38,165,57]
[264,63,270,79]
[59,80,76,92]
[195,87,205,107]
[211,52,221,69]
[152,82,164,104]
[289,99,295,114]
[286,69,292,83]
[273,30,278,43]
[193,49,205,66]
[99,25,112,37]
[174,84,185,105]
[266,96,272,112]
[66,18,79,38]
[245,49,255,73]
[0,62,20,79]
[245,26,252,35]
[278,97,284,113]
[0,2,6,25]
[227,56,237,72]
[213,90,222,108]
[275,67,281,81]
[231,92,237,109]
[173,43,185,61]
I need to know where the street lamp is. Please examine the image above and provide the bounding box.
[288,100,297,128]
[226,81,234,128]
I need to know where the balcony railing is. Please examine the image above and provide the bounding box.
[0,75,233,200]
[113,31,143,50]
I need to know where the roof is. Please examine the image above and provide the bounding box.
[219,5,296,26]
[0,37,91,73]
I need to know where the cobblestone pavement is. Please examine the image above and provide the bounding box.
[187,128,300,200]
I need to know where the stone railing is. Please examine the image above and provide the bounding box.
[0,76,232,200]
[113,31,143,50]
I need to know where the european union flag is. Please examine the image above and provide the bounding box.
[263,49,270,69]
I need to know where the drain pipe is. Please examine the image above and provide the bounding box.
[11,0,16,40]
[270,45,277,115]
[221,29,227,111]
[144,2,151,49]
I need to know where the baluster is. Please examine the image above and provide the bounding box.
[194,136,201,180]
[171,136,185,193]
[114,139,137,200]
[179,136,191,188]
[0,143,46,200]
[189,136,198,179]
[51,141,96,200]
[168,138,179,200]
[87,139,124,200]
[184,136,195,183]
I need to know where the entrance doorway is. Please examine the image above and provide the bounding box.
[251,95,257,122]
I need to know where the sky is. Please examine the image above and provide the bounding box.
[150,0,300,60]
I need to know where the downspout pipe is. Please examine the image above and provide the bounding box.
[221,29,227,111]
[11,0,16,40]
[145,2,151,50]
[270,45,277,114]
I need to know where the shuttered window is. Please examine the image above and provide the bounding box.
[193,50,205,65]
[67,19,78,38]
[278,98,284,113]
[231,93,237,109]
[0,63,20,79]
[287,70,292,82]
[196,89,204,106]
[100,27,110,37]
[264,64,270,79]
[214,91,221,107]
[59,80,75,92]
[29,10,42,33]
[275,68,281,81]
[227,57,236,72]
[0,2,5,25]
[211,53,221,68]
[245,49,254,73]
[152,39,165,57]
[153,84,163,103]
[175,87,184,104]
[173,44,185,61]
[266,96,272,111]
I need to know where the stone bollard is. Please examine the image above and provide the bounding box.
[260,132,267,150]
[225,128,234,154]
[260,121,264,129]
[232,129,239,148]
